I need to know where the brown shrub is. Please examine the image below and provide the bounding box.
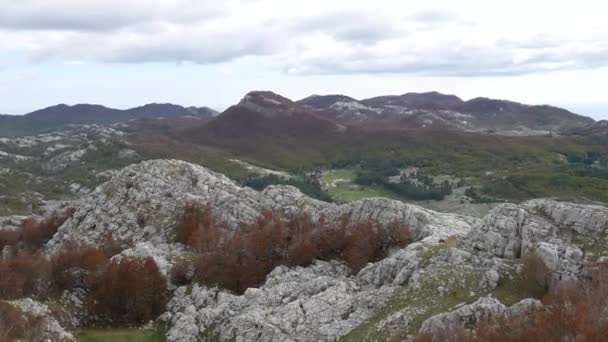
[414,262,608,342]
[0,252,51,299]
[0,230,19,251]
[90,257,168,325]
[0,301,29,341]
[0,208,75,254]
[522,253,550,297]
[177,203,219,251]
[170,256,195,286]
[181,205,413,293]
[51,244,108,292]
[20,208,75,251]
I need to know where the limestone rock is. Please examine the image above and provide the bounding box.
[6,298,76,341]
[418,297,542,340]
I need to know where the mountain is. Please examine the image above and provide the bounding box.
[0,91,594,137]
[297,91,594,133]
[568,120,608,137]
[0,103,217,136]
[187,91,346,141]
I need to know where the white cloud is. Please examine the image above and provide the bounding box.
[1,0,608,76]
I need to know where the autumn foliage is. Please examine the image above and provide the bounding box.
[176,204,412,293]
[0,208,75,252]
[415,261,608,342]
[0,243,167,326]
[0,301,46,342]
[91,257,168,325]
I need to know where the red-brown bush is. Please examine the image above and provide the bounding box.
[0,252,51,299]
[414,262,608,342]
[0,301,45,342]
[0,208,74,254]
[522,253,550,296]
[51,244,108,292]
[0,230,19,251]
[176,203,219,251]
[0,242,167,327]
[176,205,412,293]
[90,257,168,325]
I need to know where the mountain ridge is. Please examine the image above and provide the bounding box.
[0,90,596,137]
[0,103,218,136]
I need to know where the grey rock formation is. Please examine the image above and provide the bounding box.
[36,160,608,341]
[463,199,608,282]
[165,261,395,342]
[5,298,76,341]
[48,159,476,266]
[418,297,542,340]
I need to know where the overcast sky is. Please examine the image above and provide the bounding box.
[1,0,608,119]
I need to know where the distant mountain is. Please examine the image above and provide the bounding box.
[0,90,595,137]
[297,91,594,133]
[200,91,345,139]
[0,103,217,136]
[567,120,608,137]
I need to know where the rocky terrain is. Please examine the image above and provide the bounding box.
[2,159,604,341]
[0,124,141,216]
[0,91,607,341]
[297,91,593,133]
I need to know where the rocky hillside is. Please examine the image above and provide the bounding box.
[16,159,604,341]
[297,91,594,133]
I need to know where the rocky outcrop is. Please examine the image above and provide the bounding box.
[418,297,542,340]
[36,160,608,341]
[5,298,75,341]
[48,159,477,266]
[165,260,395,342]
[463,199,608,283]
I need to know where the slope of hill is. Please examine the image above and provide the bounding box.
[297,91,594,133]
[0,103,217,136]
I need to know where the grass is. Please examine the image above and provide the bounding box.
[572,231,608,262]
[418,236,459,266]
[491,261,538,306]
[342,266,482,341]
[77,329,166,342]
[321,168,406,202]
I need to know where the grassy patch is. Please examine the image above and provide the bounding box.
[418,236,459,266]
[491,261,538,306]
[321,168,405,202]
[572,232,608,262]
[342,266,482,341]
[77,328,166,342]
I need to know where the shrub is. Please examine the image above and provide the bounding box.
[0,230,19,251]
[522,253,550,297]
[0,301,45,342]
[414,262,608,341]
[176,203,219,251]
[90,257,168,325]
[51,244,108,292]
[178,205,413,293]
[0,252,51,299]
[21,208,75,250]
[0,208,75,253]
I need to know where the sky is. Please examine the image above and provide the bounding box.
[1,0,608,119]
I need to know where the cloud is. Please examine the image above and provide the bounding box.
[0,0,226,31]
[1,0,608,76]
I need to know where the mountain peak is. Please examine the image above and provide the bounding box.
[237,91,296,116]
